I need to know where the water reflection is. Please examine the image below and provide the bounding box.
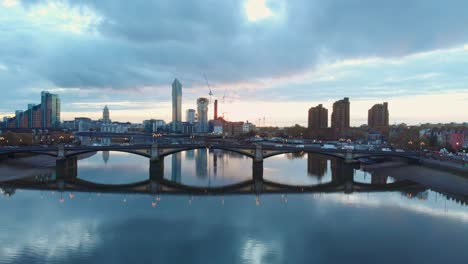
[163,150,253,187]
[1,150,468,263]
[171,152,181,183]
[77,152,149,185]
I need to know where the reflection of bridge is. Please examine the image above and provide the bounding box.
[0,156,422,196]
[0,143,420,163]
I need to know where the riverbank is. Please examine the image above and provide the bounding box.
[0,152,97,182]
[419,158,468,176]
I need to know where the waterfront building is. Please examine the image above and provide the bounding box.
[308,104,328,129]
[368,102,389,136]
[41,91,61,128]
[331,97,350,129]
[3,91,60,129]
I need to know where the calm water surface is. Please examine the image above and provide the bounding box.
[1,151,467,264]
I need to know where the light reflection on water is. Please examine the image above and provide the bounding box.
[0,151,468,264]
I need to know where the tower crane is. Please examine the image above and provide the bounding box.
[204,74,213,103]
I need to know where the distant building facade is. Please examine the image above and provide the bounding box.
[103,105,110,124]
[186,109,196,124]
[368,102,389,134]
[223,121,244,137]
[143,119,166,133]
[242,121,256,133]
[308,104,328,129]
[331,97,350,130]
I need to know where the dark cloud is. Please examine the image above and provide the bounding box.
[4,0,468,91]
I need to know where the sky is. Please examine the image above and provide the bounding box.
[0,0,467,126]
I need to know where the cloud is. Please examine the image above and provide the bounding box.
[1,0,466,91]
[1,0,468,123]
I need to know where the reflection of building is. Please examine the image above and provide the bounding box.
[171,152,181,183]
[185,149,195,160]
[307,154,327,179]
[102,151,110,164]
[371,174,388,185]
[211,149,218,177]
[197,98,209,133]
[172,78,182,132]
[330,159,354,183]
[196,148,208,178]
[0,187,16,197]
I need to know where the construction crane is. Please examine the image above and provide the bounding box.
[204,74,213,103]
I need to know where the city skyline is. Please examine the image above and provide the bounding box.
[0,0,468,126]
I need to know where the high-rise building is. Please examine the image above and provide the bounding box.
[186,109,196,124]
[197,97,209,133]
[103,105,110,123]
[368,102,389,129]
[308,104,328,129]
[172,78,182,132]
[331,97,350,130]
[3,91,59,129]
[41,91,61,128]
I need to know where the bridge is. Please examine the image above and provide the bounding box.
[0,143,421,163]
[0,157,423,197]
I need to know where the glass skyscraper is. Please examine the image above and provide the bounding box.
[172,78,182,132]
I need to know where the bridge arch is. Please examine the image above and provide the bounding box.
[0,150,58,158]
[67,178,151,189]
[65,149,151,158]
[263,149,345,160]
[353,153,420,161]
[160,146,255,159]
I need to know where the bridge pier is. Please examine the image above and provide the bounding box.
[56,157,78,180]
[252,161,264,194]
[149,158,164,193]
[254,144,263,162]
[149,158,165,181]
[150,143,160,161]
[344,151,355,164]
[57,145,65,160]
[253,161,263,181]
